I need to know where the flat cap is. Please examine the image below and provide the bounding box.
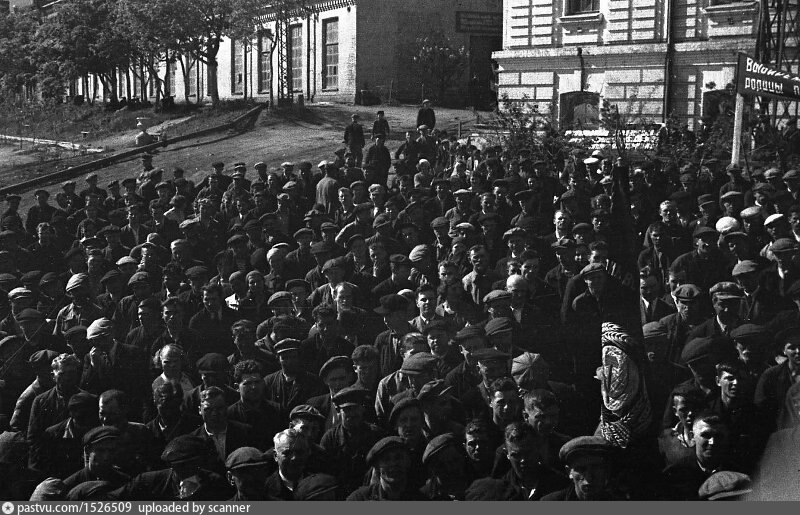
[8,287,33,301]
[400,352,438,375]
[66,273,89,292]
[289,404,326,424]
[681,337,716,364]
[559,436,616,463]
[16,308,44,323]
[715,217,740,234]
[366,436,407,467]
[417,379,453,403]
[408,245,430,262]
[82,426,121,448]
[373,213,392,228]
[116,256,138,267]
[783,169,800,181]
[765,213,785,227]
[319,355,352,379]
[729,323,770,345]
[771,238,797,254]
[389,254,411,266]
[478,213,502,225]
[454,325,486,341]
[472,347,510,363]
[320,221,339,233]
[693,225,719,238]
[321,258,342,273]
[184,266,210,280]
[511,352,550,391]
[484,317,514,336]
[732,260,759,276]
[580,262,607,278]
[195,353,229,372]
[127,271,150,286]
[374,293,408,314]
[332,386,370,408]
[709,281,744,300]
[454,222,476,233]
[227,234,247,247]
[274,338,302,354]
[697,194,715,207]
[674,283,703,302]
[225,447,269,470]
[293,227,314,239]
[63,326,87,340]
[161,435,208,465]
[503,227,527,242]
[310,241,333,255]
[294,474,339,501]
[483,290,512,305]
[739,206,761,219]
[552,237,576,250]
[267,291,292,307]
[28,349,60,369]
[430,216,449,229]
[86,318,113,340]
[572,222,592,233]
[422,319,451,336]
[68,392,97,411]
[178,219,200,232]
[286,279,311,291]
[453,189,473,197]
[698,471,752,501]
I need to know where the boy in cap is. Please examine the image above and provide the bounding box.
[226,447,276,500]
[343,114,366,166]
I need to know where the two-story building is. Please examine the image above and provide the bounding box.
[493,0,798,130]
[70,0,502,107]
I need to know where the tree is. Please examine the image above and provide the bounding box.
[149,0,265,106]
[33,0,133,104]
[410,32,469,103]
[0,9,41,101]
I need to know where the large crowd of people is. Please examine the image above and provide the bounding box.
[0,107,799,501]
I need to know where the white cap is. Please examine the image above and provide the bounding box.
[715,216,741,234]
[765,213,785,227]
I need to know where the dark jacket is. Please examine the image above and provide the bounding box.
[263,370,326,413]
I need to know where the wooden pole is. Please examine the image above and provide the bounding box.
[731,92,745,166]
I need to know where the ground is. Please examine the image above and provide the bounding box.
[4,102,489,213]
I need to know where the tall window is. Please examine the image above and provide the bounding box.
[567,0,599,14]
[232,40,245,95]
[168,61,177,96]
[289,24,303,92]
[323,18,339,90]
[258,33,271,93]
[187,57,197,96]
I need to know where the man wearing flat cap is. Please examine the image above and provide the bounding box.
[0,308,68,415]
[343,114,366,166]
[687,281,744,343]
[62,426,130,491]
[35,390,98,478]
[53,273,102,336]
[671,226,729,291]
[320,385,384,495]
[26,353,86,472]
[9,349,60,433]
[110,434,231,500]
[25,189,58,237]
[761,237,800,301]
[541,435,617,500]
[263,338,326,413]
[79,318,148,407]
[225,446,277,500]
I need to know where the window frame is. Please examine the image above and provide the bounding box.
[566,0,600,15]
[231,39,245,96]
[257,32,272,94]
[289,24,303,93]
[322,18,339,91]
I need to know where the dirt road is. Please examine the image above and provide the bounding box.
[14,102,486,213]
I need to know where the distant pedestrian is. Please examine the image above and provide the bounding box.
[372,111,390,140]
[344,114,366,167]
[417,100,436,130]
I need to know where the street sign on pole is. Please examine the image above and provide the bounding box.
[731,52,800,165]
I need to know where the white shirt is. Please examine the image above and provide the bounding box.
[204,425,227,461]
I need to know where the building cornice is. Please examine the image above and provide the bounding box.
[257,0,356,23]
[494,43,668,60]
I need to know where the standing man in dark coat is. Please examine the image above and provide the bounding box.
[264,338,326,413]
[344,114,366,167]
[416,99,436,130]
